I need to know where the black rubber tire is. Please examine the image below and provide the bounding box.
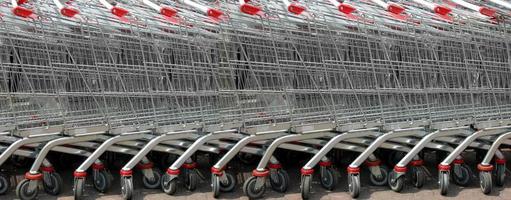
[452,164,472,186]
[142,168,162,189]
[269,169,289,193]
[243,176,265,199]
[212,174,221,198]
[439,171,449,196]
[479,171,492,194]
[495,164,506,187]
[121,176,133,200]
[184,169,198,191]
[73,178,84,200]
[16,179,38,200]
[348,174,360,198]
[161,174,178,195]
[219,172,236,192]
[320,167,337,191]
[0,173,10,195]
[411,167,425,188]
[388,171,404,192]
[301,175,312,200]
[93,170,112,193]
[43,172,63,195]
[369,165,389,186]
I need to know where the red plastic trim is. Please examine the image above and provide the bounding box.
[477,164,494,172]
[92,163,105,170]
[61,7,79,18]
[479,7,496,17]
[434,5,451,16]
[137,162,154,170]
[207,8,223,18]
[12,6,33,18]
[211,167,224,175]
[438,164,451,171]
[240,4,261,15]
[387,3,405,15]
[182,162,197,169]
[252,169,270,177]
[160,6,177,18]
[25,172,43,180]
[74,171,87,178]
[40,166,55,172]
[288,3,306,15]
[495,159,506,165]
[394,165,408,173]
[347,166,360,174]
[453,159,464,164]
[300,168,314,175]
[410,159,424,167]
[268,163,282,169]
[111,7,129,18]
[365,160,381,167]
[120,169,133,177]
[17,0,28,4]
[338,3,356,15]
[166,168,180,175]
[319,161,332,167]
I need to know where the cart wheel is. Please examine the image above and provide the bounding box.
[143,168,162,189]
[439,171,449,195]
[320,167,337,190]
[219,172,236,192]
[269,169,289,193]
[452,164,472,186]
[369,165,389,186]
[161,174,177,195]
[93,170,112,193]
[348,173,360,198]
[43,172,63,195]
[0,173,10,195]
[479,171,492,194]
[212,174,221,198]
[411,167,425,188]
[301,175,311,200]
[388,171,404,192]
[243,176,265,199]
[121,176,133,200]
[495,164,506,187]
[73,178,85,200]
[183,169,198,191]
[16,179,38,200]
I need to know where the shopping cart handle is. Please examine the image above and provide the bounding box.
[479,7,496,17]
[12,6,33,18]
[60,7,79,18]
[387,3,405,15]
[111,6,129,18]
[207,8,223,18]
[338,3,356,15]
[160,6,178,18]
[240,3,261,15]
[288,3,306,15]
[434,5,451,15]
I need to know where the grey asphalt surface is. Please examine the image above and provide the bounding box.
[3,151,511,200]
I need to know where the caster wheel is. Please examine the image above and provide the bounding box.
[43,172,63,195]
[16,179,38,200]
[93,170,112,193]
[439,171,449,195]
[161,174,178,195]
[411,167,425,188]
[320,167,337,191]
[212,174,221,198]
[121,176,133,200]
[269,169,289,193]
[369,165,389,186]
[495,164,506,187]
[388,171,404,192]
[243,176,265,199]
[183,169,198,191]
[0,173,10,195]
[219,172,236,192]
[301,175,312,200]
[479,171,492,194]
[348,173,360,198]
[73,178,85,200]
[143,168,162,189]
[452,164,472,186]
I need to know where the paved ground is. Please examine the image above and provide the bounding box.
[3,151,511,200]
